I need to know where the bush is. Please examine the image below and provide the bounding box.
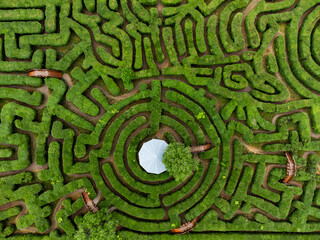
[74,208,119,240]
[162,142,199,182]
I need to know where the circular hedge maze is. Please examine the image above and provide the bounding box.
[2,0,320,238]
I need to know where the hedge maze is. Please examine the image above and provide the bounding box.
[1,0,320,238]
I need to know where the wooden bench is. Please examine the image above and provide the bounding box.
[170,217,199,234]
[81,191,99,213]
[190,144,212,153]
[28,69,62,79]
[283,152,296,183]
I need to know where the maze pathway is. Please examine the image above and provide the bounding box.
[1,0,320,238]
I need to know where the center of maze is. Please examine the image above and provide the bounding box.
[1,0,320,238]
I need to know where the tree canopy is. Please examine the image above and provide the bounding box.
[74,208,119,240]
[162,142,199,182]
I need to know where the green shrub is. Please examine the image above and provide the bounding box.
[74,208,118,240]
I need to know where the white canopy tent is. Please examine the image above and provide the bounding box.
[138,139,168,174]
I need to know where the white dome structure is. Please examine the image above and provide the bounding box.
[138,139,168,174]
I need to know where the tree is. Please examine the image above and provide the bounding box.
[162,142,199,182]
[74,208,119,240]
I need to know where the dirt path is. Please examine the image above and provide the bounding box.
[0,162,49,178]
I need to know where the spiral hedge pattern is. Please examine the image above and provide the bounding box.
[1,0,320,238]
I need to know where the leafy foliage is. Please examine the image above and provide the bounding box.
[74,208,119,240]
[162,142,199,182]
[120,67,135,85]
